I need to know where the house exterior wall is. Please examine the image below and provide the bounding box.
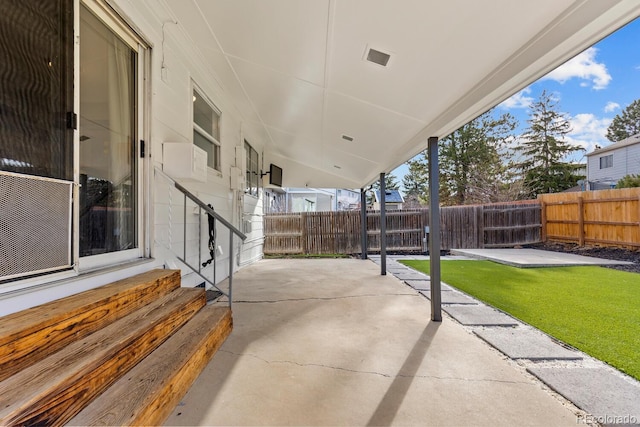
[587,143,640,188]
[336,189,360,211]
[0,0,266,315]
[132,0,265,271]
[372,202,403,210]
[286,189,334,212]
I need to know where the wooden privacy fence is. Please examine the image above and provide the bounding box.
[264,202,541,255]
[539,188,640,248]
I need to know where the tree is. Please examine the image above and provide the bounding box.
[438,109,518,205]
[616,174,640,188]
[516,90,584,197]
[402,151,429,204]
[371,172,400,190]
[606,99,640,142]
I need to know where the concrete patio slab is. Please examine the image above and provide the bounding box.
[474,327,583,360]
[403,279,430,291]
[165,259,579,426]
[440,290,479,305]
[450,248,634,268]
[444,305,519,326]
[420,289,478,305]
[392,271,430,280]
[528,367,640,426]
[386,267,411,273]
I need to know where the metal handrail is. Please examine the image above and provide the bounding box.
[155,167,247,307]
[173,182,246,240]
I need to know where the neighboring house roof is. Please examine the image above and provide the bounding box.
[374,189,404,203]
[587,134,640,157]
[561,185,583,193]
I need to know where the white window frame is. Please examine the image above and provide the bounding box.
[599,154,613,169]
[77,0,150,272]
[245,140,259,197]
[192,85,221,172]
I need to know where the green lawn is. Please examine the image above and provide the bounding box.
[400,259,640,380]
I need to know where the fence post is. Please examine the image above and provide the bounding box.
[301,212,308,254]
[331,211,336,254]
[578,196,585,246]
[540,200,547,242]
[479,205,485,249]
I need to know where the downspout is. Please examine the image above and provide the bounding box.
[428,136,442,322]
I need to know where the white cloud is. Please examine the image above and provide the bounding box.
[543,47,611,90]
[564,113,612,158]
[499,88,534,109]
[604,101,620,113]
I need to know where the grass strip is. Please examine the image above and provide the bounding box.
[400,259,640,381]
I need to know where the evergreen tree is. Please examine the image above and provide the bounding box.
[516,90,584,197]
[371,172,400,190]
[439,109,518,205]
[606,99,640,142]
[402,151,429,204]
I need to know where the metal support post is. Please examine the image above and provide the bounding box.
[380,173,387,275]
[428,136,442,322]
[360,188,368,259]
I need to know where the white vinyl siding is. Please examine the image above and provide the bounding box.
[587,144,640,186]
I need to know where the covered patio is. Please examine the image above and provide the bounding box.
[165,258,580,426]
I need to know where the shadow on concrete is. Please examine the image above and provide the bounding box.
[367,321,441,426]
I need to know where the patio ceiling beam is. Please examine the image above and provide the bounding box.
[428,136,442,322]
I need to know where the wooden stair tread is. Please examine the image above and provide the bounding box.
[0,269,181,382]
[0,287,205,427]
[69,306,233,426]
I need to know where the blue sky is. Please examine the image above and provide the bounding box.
[394,16,640,192]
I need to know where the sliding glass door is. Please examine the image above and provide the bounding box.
[0,0,147,282]
[78,3,145,268]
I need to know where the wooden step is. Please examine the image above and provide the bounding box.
[0,269,181,382]
[69,306,233,426]
[0,287,205,427]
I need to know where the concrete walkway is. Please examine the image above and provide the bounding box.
[165,258,584,426]
[450,248,634,268]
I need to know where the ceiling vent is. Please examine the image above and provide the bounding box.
[341,134,354,142]
[365,47,391,67]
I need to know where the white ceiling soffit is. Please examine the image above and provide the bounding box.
[171,0,640,188]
